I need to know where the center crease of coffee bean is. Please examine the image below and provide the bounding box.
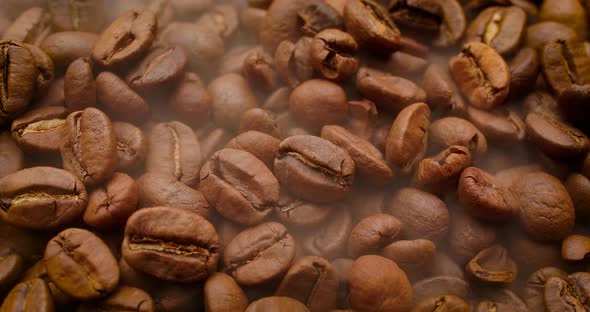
[16,118,66,136]
[167,125,183,180]
[106,32,136,62]
[558,40,580,85]
[116,141,136,157]
[463,47,504,98]
[483,11,503,44]
[0,44,9,112]
[129,235,213,260]
[305,262,327,305]
[228,230,289,270]
[72,114,90,179]
[284,151,349,186]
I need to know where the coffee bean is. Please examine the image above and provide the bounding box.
[525,22,578,50]
[526,112,589,159]
[384,51,428,77]
[421,64,466,114]
[509,47,540,95]
[466,244,517,284]
[466,6,527,56]
[522,267,568,312]
[343,0,401,53]
[290,79,349,131]
[0,133,24,179]
[449,42,510,110]
[448,210,497,265]
[223,222,295,286]
[274,37,314,88]
[48,0,104,32]
[45,228,119,300]
[412,276,470,305]
[77,286,155,312]
[242,48,279,93]
[96,72,150,124]
[92,10,157,69]
[2,7,52,46]
[0,41,36,125]
[348,214,402,259]
[0,278,54,312]
[0,167,87,230]
[40,31,98,69]
[346,99,378,141]
[245,296,310,312]
[123,206,219,283]
[507,233,564,279]
[275,191,335,228]
[64,57,96,111]
[239,108,282,139]
[310,29,358,81]
[540,0,587,39]
[169,72,211,125]
[349,255,412,312]
[413,145,472,194]
[170,0,212,19]
[204,273,249,312]
[565,173,590,223]
[208,73,258,131]
[561,234,590,262]
[0,246,22,293]
[198,127,232,160]
[466,106,526,142]
[275,135,355,203]
[544,273,590,312]
[112,121,146,173]
[430,117,488,160]
[60,107,117,187]
[126,45,188,92]
[302,208,352,260]
[259,0,308,51]
[411,295,470,312]
[10,106,67,153]
[226,130,281,170]
[431,253,465,280]
[523,91,560,117]
[195,4,239,39]
[146,121,202,187]
[382,239,436,282]
[83,172,138,230]
[298,1,343,37]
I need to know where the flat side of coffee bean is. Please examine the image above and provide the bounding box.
[40,31,99,69]
[204,273,249,312]
[259,0,308,51]
[348,214,403,258]
[95,72,150,124]
[466,106,525,142]
[10,106,68,152]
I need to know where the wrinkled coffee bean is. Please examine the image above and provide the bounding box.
[525,112,590,159]
[414,145,472,194]
[96,72,150,124]
[465,6,527,56]
[0,278,53,312]
[412,276,470,304]
[348,214,403,258]
[64,57,96,111]
[10,106,68,153]
[430,117,488,160]
[523,267,568,312]
[204,273,249,312]
[112,121,146,173]
[83,172,138,230]
[343,0,401,53]
[544,273,590,312]
[274,37,314,88]
[0,41,36,125]
[466,244,517,284]
[310,29,359,81]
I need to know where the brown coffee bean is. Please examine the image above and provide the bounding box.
[343,0,401,53]
[92,10,157,69]
[170,0,212,19]
[0,167,87,230]
[204,273,249,312]
[430,117,488,160]
[382,239,436,282]
[475,301,517,312]
[10,106,67,153]
[45,228,119,300]
[0,41,36,125]
[509,47,540,95]
[346,99,378,141]
[348,214,403,259]
[0,133,24,179]
[146,121,202,187]
[224,222,296,286]
[275,135,355,203]
[525,112,590,159]
[241,7,267,33]
[523,267,568,312]
[96,72,150,124]
[2,7,52,46]
[198,127,232,160]
[507,233,564,279]
[540,0,587,39]
[40,31,98,69]
[48,0,104,32]
[274,37,314,88]
[60,108,117,187]
[242,48,279,93]
[302,208,352,260]
[466,6,527,56]
[0,247,22,293]
[561,234,590,262]
[523,91,560,117]
[195,4,239,39]
[275,191,334,228]
[477,288,528,312]
[356,67,426,113]
[383,51,428,77]
[259,0,307,51]
[414,145,472,194]
[112,121,146,173]
[123,206,219,282]
[239,108,282,139]
[169,72,211,125]
[386,102,431,174]
[77,286,155,312]
[200,148,278,225]
[411,295,470,312]
[448,210,497,265]
[298,1,343,37]
[290,79,348,131]
[412,276,470,305]
[466,106,526,143]
[310,29,358,81]
[466,244,517,284]
[22,44,54,95]
[514,171,575,241]
[349,255,412,312]
[387,188,449,241]
[245,296,310,312]
[0,278,53,312]
[126,45,187,92]
[150,282,204,312]
[263,87,291,113]
[208,73,258,131]
[422,64,465,114]
[449,42,510,110]
[525,22,578,50]
[64,57,96,111]
[83,172,138,230]
[544,273,590,312]
[226,131,281,170]
[565,173,590,223]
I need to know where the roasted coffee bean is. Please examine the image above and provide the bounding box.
[77,286,155,312]
[259,0,307,51]
[349,255,412,312]
[507,233,564,279]
[20,259,72,306]
[241,7,267,33]
[448,210,497,265]
[310,29,358,81]
[2,7,52,46]
[275,191,334,228]
[476,288,528,312]
[526,112,590,159]
[200,148,278,225]
[223,222,296,286]
[523,267,568,312]
[525,21,579,50]
[40,31,99,69]
[414,145,472,194]
[92,10,157,69]
[0,278,53,312]
[388,188,449,241]
[245,296,310,312]
[544,273,590,312]
[298,1,343,37]
[523,91,560,117]
[274,37,314,88]
[0,133,24,179]
[239,108,282,139]
[126,45,187,92]
[169,72,211,125]
[421,64,465,113]
[22,44,53,95]
[430,253,465,279]
[45,228,119,300]
[96,72,150,124]
[226,131,281,170]
[242,48,279,93]
[386,102,430,174]
[466,244,517,284]
[343,0,401,53]
[346,99,378,141]
[83,172,138,230]
[146,121,202,187]
[413,276,470,304]
[411,295,470,312]
[275,135,355,203]
[150,282,205,312]
[290,79,349,131]
[449,42,510,110]
[561,234,590,262]
[170,0,212,19]
[263,87,291,113]
[302,208,352,260]
[64,57,96,112]
[195,4,239,39]
[475,301,516,312]
[60,108,117,187]
[123,206,219,282]
[0,41,36,125]
[275,256,339,312]
[509,47,540,95]
[0,167,87,230]
[384,51,428,77]
[48,0,104,32]
[322,125,393,184]
[0,246,22,293]
[466,106,525,143]
[356,67,426,113]
[112,121,146,173]
[208,73,258,131]
[348,214,402,259]
[198,127,232,160]
[204,273,249,312]
[10,106,67,153]
[540,0,587,40]
[565,173,590,223]
[430,117,488,160]
[465,6,527,56]
[382,239,436,282]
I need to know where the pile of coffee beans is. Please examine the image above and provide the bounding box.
[3,0,590,311]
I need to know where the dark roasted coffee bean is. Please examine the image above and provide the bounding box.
[540,0,587,39]
[565,173,590,223]
[298,1,343,36]
[310,29,358,81]
[92,10,157,69]
[60,107,117,187]
[83,172,138,230]
[259,0,308,51]
[169,72,211,125]
[112,121,146,173]
[465,6,527,56]
[123,206,219,282]
[523,267,568,312]
[275,191,334,228]
[204,273,249,312]
[525,112,590,159]
[0,41,36,126]
[302,208,352,259]
[525,21,579,50]
[0,246,22,293]
[126,45,187,92]
[430,117,488,160]
[523,91,560,117]
[226,131,281,170]
[223,222,295,286]
[77,286,155,312]
[449,210,497,265]
[544,273,590,312]
[411,295,470,312]
[0,133,24,180]
[22,43,54,95]
[561,234,590,262]
[45,228,119,300]
[0,278,53,312]
[64,57,96,111]
[2,7,52,46]
[275,135,355,203]
[382,239,436,282]
[200,148,278,225]
[348,214,402,259]
[290,79,348,131]
[357,67,426,113]
[466,106,525,143]
[343,0,401,53]
[413,276,470,304]
[48,0,104,32]
[449,42,510,110]
[349,255,412,312]
[466,244,517,284]
[10,106,67,153]
[0,167,87,230]
[96,72,150,124]
[509,47,540,95]
[414,145,472,194]
[40,31,98,69]
[421,64,465,113]
[242,48,279,92]
[245,296,309,312]
[208,73,258,131]
[386,102,430,174]
[146,121,202,187]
